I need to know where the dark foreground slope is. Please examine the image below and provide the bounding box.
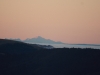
[0,39,100,75]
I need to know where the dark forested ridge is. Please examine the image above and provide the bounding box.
[0,39,100,75]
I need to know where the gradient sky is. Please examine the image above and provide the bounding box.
[0,0,100,44]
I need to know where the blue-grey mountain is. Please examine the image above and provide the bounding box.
[23,36,65,44]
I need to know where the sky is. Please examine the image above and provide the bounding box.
[0,0,100,44]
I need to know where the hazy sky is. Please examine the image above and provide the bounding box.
[0,0,100,44]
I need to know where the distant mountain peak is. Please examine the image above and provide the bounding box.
[23,36,65,44]
[37,36,42,38]
[7,36,65,44]
[37,36,44,39]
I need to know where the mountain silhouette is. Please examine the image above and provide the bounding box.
[8,38,100,47]
[23,36,64,44]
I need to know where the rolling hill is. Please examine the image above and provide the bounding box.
[0,39,100,75]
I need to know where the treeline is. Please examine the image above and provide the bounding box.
[0,39,100,75]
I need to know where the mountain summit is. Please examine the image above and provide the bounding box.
[23,36,64,44]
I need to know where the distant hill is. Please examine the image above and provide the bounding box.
[23,36,65,44]
[0,39,22,45]
[8,38,21,41]
[0,39,44,54]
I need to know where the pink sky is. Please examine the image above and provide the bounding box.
[0,0,100,44]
